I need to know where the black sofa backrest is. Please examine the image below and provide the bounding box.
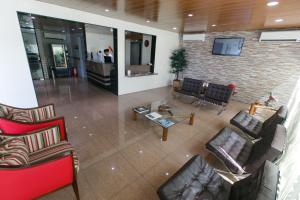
[261,106,288,138]
[247,124,287,165]
[181,78,204,94]
[230,161,266,200]
[205,83,233,103]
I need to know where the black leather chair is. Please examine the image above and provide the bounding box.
[199,83,233,114]
[230,106,288,139]
[157,155,279,200]
[176,78,204,98]
[206,124,286,174]
[157,155,231,200]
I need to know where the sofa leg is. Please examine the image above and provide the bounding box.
[218,105,226,115]
[72,179,80,200]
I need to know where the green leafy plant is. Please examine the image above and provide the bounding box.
[170,48,188,80]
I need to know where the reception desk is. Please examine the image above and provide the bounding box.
[85,60,114,87]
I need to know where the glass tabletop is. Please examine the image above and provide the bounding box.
[133,99,193,128]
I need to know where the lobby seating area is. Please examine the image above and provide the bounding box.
[175,77,234,114]
[158,105,287,200]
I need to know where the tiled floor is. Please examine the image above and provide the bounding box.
[35,78,248,200]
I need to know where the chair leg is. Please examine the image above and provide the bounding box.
[72,179,80,200]
[217,105,226,115]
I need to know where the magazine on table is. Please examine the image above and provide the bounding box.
[134,106,149,114]
[145,112,162,120]
[158,118,175,128]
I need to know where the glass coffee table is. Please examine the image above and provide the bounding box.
[132,100,195,141]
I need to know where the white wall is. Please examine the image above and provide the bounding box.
[0,0,179,107]
[85,26,114,58]
[0,2,38,107]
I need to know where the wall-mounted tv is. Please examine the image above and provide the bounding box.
[212,38,245,56]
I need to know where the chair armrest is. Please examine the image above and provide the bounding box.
[0,117,67,141]
[249,103,277,115]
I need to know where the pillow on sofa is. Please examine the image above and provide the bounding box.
[0,138,29,166]
[0,106,9,118]
[9,109,33,123]
[21,125,61,153]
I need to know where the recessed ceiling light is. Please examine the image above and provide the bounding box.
[212,24,217,27]
[188,13,193,17]
[72,28,75,31]
[146,20,151,23]
[62,30,65,33]
[267,1,279,6]
[105,9,110,12]
[78,27,82,30]
[25,22,29,25]
[172,27,177,30]
[275,18,284,22]
[31,16,35,19]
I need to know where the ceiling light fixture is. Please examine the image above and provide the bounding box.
[62,30,65,33]
[78,27,82,30]
[172,27,177,30]
[105,9,110,12]
[212,24,217,27]
[71,28,75,31]
[275,18,284,22]
[146,20,151,23]
[267,1,279,7]
[31,16,35,19]
[188,13,193,17]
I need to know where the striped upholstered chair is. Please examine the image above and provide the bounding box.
[0,103,56,123]
[0,117,79,200]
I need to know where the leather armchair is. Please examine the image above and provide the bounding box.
[0,117,79,200]
[157,155,275,200]
[198,83,233,114]
[206,125,286,174]
[230,106,288,139]
[175,78,204,97]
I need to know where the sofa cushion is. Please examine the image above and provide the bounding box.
[10,109,33,123]
[0,138,29,166]
[21,126,61,153]
[157,155,231,200]
[206,127,253,174]
[0,126,62,153]
[0,106,8,118]
[204,84,233,104]
[230,111,263,138]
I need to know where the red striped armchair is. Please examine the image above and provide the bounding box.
[0,103,56,123]
[0,117,79,200]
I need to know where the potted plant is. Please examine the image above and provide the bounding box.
[170,48,188,90]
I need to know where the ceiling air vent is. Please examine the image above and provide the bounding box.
[259,30,300,42]
[182,34,205,41]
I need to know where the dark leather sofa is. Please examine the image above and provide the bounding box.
[175,78,233,114]
[230,106,288,139]
[198,83,233,114]
[206,124,286,174]
[176,78,204,97]
[158,155,279,200]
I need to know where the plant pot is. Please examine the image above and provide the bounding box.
[173,79,181,90]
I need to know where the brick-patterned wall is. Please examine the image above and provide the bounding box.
[182,31,300,103]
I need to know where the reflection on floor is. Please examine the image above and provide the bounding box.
[35,78,248,200]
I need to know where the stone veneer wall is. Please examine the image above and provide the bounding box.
[182,31,300,103]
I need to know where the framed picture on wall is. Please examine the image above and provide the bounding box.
[51,44,67,68]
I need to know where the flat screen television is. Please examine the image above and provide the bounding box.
[212,38,245,56]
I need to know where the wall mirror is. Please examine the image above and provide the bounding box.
[125,31,156,77]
